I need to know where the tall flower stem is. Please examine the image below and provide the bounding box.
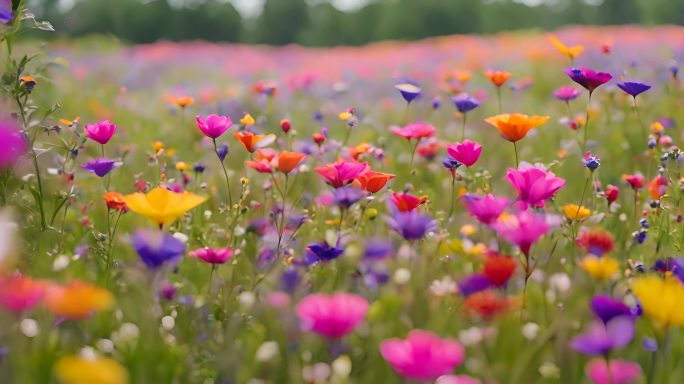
[461,113,467,141]
[512,141,520,167]
[496,87,502,113]
[16,95,47,231]
[447,175,457,219]
[632,97,646,144]
[582,92,593,153]
[213,139,233,207]
[408,140,419,177]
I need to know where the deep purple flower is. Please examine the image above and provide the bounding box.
[395,82,421,104]
[584,152,600,171]
[431,96,442,110]
[0,120,27,167]
[386,210,437,241]
[451,93,480,113]
[442,156,462,171]
[159,282,177,301]
[332,186,364,208]
[570,316,634,356]
[617,81,651,98]
[563,67,612,94]
[0,0,12,25]
[131,230,186,269]
[193,163,206,173]
[364,239,393,260]
[80,158,120,177]
[216,143,229,161]
[305,241,344,264]
[458,274,491,297]
[591,295,632,324]
[671,258,684,283]
[553,85,581,101]
[280,267,300,293]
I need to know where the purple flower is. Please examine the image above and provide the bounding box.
[386,210,437,241]
[451,93,480,113]
[80,158,120,177]
[0,0,12,24]
[216,143,229,161]
[395,82,421,104]
[305,241,344,264]
[458,274,491,297]
[131,230,186,269]
[617,81,651,98]
[280,267,300,293]
[431,96,442,110]
[364,239,393,260]
[563,67,612,94]
[442,156,462,171]
[591,295,632,324]
[671,258,684,283]
[196,114,233,139]
[0,120,27,167]
[553,85,581,101]
[570,316,634,356]
[332,186,364,208]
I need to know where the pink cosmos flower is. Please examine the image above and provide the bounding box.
[0,119,27,168]
[315,162,369,188]
[436,375,482,384]
[506,163,565,208]
[380,330,465,381]
[84,119,117,145]
[389,121,436,140]
[447,140,482,167]
[196,114,233,139]
[586,358,641,384]
[0,275,46,312]
[189,247,235,265]
[462,194,509,225]
[492,211,559,256]
[296,292,369,338]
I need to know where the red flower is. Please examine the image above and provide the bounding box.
[464,290,513,319]
[622,174,644,190]
[576,228,614,257]
[483,253,517,287]
[647,175,667,200]
[604,184,619,205]
[391,192,427,212]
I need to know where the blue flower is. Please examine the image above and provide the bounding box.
[80,158,120,177]
[132,230,186,269]
[386,210,437,241]
[304,240,344,264]
[617,81,652,98]
[451,93,480,113]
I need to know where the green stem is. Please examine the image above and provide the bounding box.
[513,141,520,167]
[461,112,467,141]
[582,92,593,153]
[213,139,233,207]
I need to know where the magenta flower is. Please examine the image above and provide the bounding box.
[506,163,565,208]
[189,247,235,265]
[553,85,581,101]
[315,161,368,188]
[84,120,117,145]
[80,158,120,177]
[446,140,482,167]
[462,194,509,225]
[563,67,612,95]
[492,210,558,256]
[196,114,233,139]
[0,120,27,168]
[296,292,368,338]
[380,330,465,381]
[586,358,641,384]
[389,121,436,140]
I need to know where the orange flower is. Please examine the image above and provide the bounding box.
[484,113,550,142]
[164,94,194,108]
[354,170,395,193]
[464,290,514,319]
[45,281,114,320]
[233,131,265,153]
[254,148,277,162]
[245,160,272,174]
[103,192,128,211]
[485,70,512,87]
[276,151,306,174]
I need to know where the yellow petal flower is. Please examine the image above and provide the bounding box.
[123,187,207,228]
[338,111,353,121]
[240,113,255,126]
[55,355,129,384]
[632,275,684,327]
[562,204,591,220]
[580,255,618,281]
[549,35,585,59]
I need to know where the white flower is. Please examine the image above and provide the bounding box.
[430,277,457,297]
[255,341,279,362]
[20,318,40,338]
[393,268,411,285]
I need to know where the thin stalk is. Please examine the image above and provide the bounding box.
[16,95,47,230]
[213,139,233,207]
[496,87,502,113]
[582,92,593,152]
[461,112,467,141]
[513,141,520,167]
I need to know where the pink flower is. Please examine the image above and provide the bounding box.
[506,163,565,208]
[196,114,233,139]
[492,211,559,256]
[447,140,482,167]
[189,247,234,265]
[84,119,117,145]
[315,162,369,188]
[0,275,46,312]
[436,375,482,384]
[0,119,27,168]
[380,330,465,381]
[296,292,369,338]
[586,358,641,384]
[389,121,436,140]
[462,194,509,225]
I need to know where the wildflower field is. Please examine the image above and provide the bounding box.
[4,2,684,383]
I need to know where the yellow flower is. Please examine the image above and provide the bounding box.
[460,224,477,236]
[55,355,129,384]
[240,113,255,126]
[152,141,164,152]
[365,208,378,220]
[651,121,664,135]
[563,204,591,220]
[632,275,684,328]
[338,111,353,121]
[549,35,584,60]
[580,255,619,281]
[123,187,207,228]
[175,161,188,172]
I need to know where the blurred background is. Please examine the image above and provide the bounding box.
[27,0,684,46]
